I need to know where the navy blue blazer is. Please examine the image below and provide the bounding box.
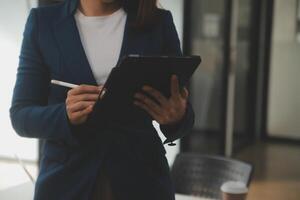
[10,0,195,199]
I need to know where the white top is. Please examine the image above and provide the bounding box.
[74,8,127,85]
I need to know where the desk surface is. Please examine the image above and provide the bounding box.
[0,182,212,200]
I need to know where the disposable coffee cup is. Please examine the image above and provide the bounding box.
[221,181,248,200]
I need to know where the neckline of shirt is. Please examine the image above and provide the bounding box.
[75,7,125,22]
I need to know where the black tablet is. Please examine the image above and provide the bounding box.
[88,55,201,124]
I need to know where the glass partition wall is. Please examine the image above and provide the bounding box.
[232,0,257,153]
[267,0,300,140]
[182,0,258,155]
[183,0,227,154]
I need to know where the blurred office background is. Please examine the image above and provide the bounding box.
[0,0,299,199]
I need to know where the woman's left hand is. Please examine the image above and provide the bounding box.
[134,75,188,126]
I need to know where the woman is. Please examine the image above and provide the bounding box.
[10,0,195,199]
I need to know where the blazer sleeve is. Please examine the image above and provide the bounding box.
[160,10,195,145]
[9,9,77,144]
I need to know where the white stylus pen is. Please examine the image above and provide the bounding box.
[51,80,106,98]
[51,80,79,89]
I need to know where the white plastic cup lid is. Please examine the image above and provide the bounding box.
[221,181,248,194]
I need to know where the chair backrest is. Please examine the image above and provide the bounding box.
[171,153,253,199]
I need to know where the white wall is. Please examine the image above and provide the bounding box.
[267,0,300,139]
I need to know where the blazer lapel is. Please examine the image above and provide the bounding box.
[117,13,149,66]
[54,14,98,85]
[117,17,140,66]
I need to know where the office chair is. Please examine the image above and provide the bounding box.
[171,153,253,200]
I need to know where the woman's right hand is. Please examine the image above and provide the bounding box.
[66,85,103,125]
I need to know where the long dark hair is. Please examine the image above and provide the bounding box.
[121,0,159,30]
